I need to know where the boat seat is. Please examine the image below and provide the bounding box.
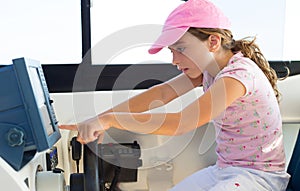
[286,128,300,191]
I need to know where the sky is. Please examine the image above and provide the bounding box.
[0,0,298,64]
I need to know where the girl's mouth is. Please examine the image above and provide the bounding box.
[181,68,189,73]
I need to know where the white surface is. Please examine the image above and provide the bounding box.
[0,157,30,191]
[278,75,300,123]
[0,152,47,191]
[36,171,66,191]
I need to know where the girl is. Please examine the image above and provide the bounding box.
[60,0,290,190]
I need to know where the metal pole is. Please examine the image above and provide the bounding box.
[81,0,92,63]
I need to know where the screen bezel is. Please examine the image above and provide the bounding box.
[13,57,61,151]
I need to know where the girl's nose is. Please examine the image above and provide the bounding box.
[172,53,179,66]
[172,60,178,66]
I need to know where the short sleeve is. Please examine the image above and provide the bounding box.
[215,58,256,97]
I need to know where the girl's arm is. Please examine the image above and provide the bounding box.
[101,73,203,114]
[59,73,202,139]
[74,77,245,143]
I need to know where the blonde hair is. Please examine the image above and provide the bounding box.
[188,27,281,102]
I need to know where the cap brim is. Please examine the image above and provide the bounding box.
[148,26,189,54]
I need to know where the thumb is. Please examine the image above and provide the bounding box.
[97,133,105,144]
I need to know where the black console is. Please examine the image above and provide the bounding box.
[70,138,142,191]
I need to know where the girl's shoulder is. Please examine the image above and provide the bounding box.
[226,52,257,70]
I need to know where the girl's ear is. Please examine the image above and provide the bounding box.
[208,35,221,52]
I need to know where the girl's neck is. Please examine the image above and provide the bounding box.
[206,50,234,77]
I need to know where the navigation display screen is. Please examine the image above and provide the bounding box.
[28,67,54,136]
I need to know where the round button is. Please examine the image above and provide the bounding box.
[7,128,24,147]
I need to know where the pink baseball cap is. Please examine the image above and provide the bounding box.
[148,0,231,54]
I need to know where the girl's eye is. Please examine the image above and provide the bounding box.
[176,47,186,53]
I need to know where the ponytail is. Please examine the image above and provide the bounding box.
[188,27,282,102]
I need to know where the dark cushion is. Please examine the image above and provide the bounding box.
[286,129,300,191]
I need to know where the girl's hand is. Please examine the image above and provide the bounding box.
[59,114,111,144]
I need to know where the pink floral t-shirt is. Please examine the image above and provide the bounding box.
[203,52,286,172]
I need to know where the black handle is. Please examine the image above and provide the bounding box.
[84,140,105,191]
